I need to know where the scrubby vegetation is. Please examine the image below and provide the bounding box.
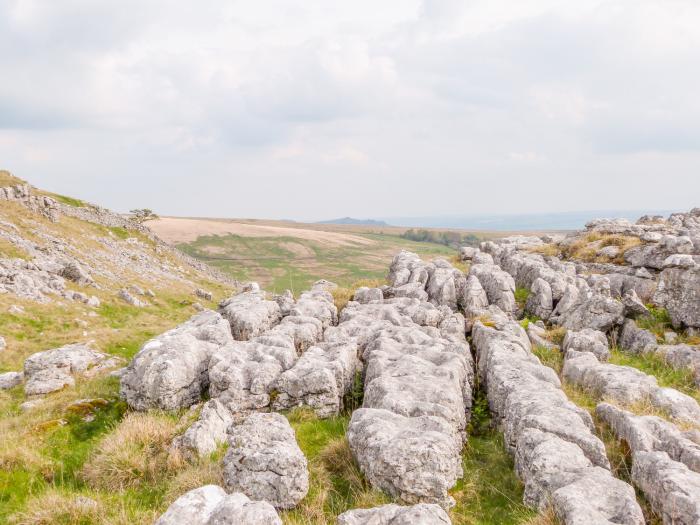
[400,228,482,248]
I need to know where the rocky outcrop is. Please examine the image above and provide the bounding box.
[563,350,700,425]
[154,485,282,525]
[222,413,308,510]
[525,278,553,320]
[596,403,700,473]
[120,311,233,410]
[207,336,298,415]
[633,452,700,524]
[271,340,359,417]
[335,291,471,507]
[654,344,700,388]
[25,344,121,396]
[337,503,451,524]
[472,311,644,524]
[469,264,516,315]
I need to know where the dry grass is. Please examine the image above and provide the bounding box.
[450,254,470,273]
[331,278,385,311]
[0,170,25,186]
[520,506,561,525]
[544,327,567,346]
[8,490,103,525]
[560,233,641,263]
[528,244,561,257]
[81,412,180,491]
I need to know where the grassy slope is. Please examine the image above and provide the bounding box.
[177,232,456,293]
[0,197,233,523]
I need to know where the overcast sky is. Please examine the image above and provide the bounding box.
[0,0,698,221]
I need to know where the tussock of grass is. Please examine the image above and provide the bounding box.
[529,244,561,257]
[451,389,539,524]
[635,306,672,339]
[560,233,641,263]
[450,254,470,273]
[81,412,181,491]
[544,327,567,346]
[532,345,564,374]
[283,410,388,524]
[514,287,530,309]
[8,489,103,525]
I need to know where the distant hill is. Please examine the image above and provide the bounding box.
[317,217,389,226]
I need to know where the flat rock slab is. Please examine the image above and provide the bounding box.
[155,485,282,525]
[223,412,309,510]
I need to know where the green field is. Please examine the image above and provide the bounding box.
[177,232,459,292]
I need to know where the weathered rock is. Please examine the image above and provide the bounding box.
[472,252,494,265]
[596,403,700,473]
[460,275,489,320]
[119,288,147,307]
[526,322,558,351]
[655,344,700,388]
[552,291,624,332]
[354,287,384,303]
[472,315,643,523]
[347,408,463,507]
[0,371,23,389]
[272,340,359,417]
[619,319,657,354]
[425,259,466,311]
[459,246,479,261]
[195,288,213,301]
[289,288,338,328]
[172,399,233,457]
[265,315,324,353]
[653,266,700,329]
[219,288,282,340]
[469,264,516,315]
[563,349,700,425]
[632,451,700,525]
[59,261,93,286]
[621,289,649,318]
[207,336,297,414]
[562,329,610,361]
[120,311,233,410]
[223,412,309,510]
[154,485,282,525]
[525,278,553,320]
[25,343,120,396]
[337,503,451,525]
[624,235,694,269]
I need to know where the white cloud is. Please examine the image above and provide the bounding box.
[0,0,698,220]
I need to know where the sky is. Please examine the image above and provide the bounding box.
[0,0,699,222]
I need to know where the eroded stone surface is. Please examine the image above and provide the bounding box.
[337,503,451,525]
[223,412,309,510]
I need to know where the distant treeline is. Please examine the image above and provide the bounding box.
[400,228,481,248]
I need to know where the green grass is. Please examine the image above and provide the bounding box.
[514,287,530,309]
[450,389,537,524]
[609,348,699,402]
[532,345,564,374]
[47,193,86,207]
[636,306,673,339]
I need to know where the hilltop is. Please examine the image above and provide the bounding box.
[316,217,389,226]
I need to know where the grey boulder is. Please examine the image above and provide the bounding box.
[223,412,309,510]
[337,503,451,524]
